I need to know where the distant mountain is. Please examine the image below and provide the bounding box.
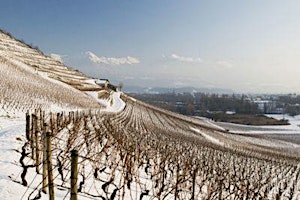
[124,85,234,94]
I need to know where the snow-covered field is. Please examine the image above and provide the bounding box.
[1,29,300,199]
[0,116,28,199]
[0,90,127,199]
[214,114,300,135]
[199,114,300,153]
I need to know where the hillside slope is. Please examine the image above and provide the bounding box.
[0,30,102,116]
[0,30,101,92]
[6,96,299,200]
[0,30,300,199]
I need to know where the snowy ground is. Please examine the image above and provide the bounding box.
[0,91,126,199]
[192,115,300,154]
[190,127,225,146]
[1,100,300,199]
[212,114,300,135]
[0,116,27,199]
[86,91,126,113]
[0,116,90,199]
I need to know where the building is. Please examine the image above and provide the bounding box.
[95,79,109,88]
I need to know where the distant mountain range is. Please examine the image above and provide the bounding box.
[124,85,234,94]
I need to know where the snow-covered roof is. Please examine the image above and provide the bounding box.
[95,79,108,85]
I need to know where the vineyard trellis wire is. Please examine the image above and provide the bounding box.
[13,95,300,200]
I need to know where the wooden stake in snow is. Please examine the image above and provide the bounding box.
[35,111,40,174]
[42,123,48,194]
[25,111,30,141]
[191,168,197,200]
[31,113,37,160]
[46,131,55,200]
[175,164,180,200]
[70,150,78,200]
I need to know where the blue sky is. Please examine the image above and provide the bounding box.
[1,1,300,93]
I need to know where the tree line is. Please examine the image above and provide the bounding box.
[130,93,259,116]
[131,92,300,117]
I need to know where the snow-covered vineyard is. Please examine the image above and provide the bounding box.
[1,29,300,199]
[12,96,300,200]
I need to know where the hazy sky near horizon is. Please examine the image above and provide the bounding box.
[1,0,300,93]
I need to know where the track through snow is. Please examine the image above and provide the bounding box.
[87,91,126,113]
[190,127,225,146]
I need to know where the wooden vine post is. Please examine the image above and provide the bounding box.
[39,109,43,129]
[191,168,197,200]
[25,111,30,141]
[175,164,180,200]
[35,110,40,174]
[46,131,55,200]
[70,150,79,200]
[42,123,48,194]
[31,113,37,160]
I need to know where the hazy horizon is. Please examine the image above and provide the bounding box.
[1,1,300,94]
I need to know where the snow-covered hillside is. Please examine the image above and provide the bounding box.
[0,30,101,92]
[0,59,101,116]
[5,97,299,200]
[0,31,105,117]
[1,29,300,199]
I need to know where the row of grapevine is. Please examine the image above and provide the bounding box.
[0,31,103,92]
[0,55,101,116]
[16,96,300,199]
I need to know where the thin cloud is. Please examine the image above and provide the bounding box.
[170,53,202,63]
[86,51,140,65]
[50,53,66,63]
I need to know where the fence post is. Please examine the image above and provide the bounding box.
[46,131,55,200]
[50,112,56,135]
[25,111,30,141]
[70,150,78,200]
[175,164,179,200]
[31,113,37,160]
[57,113,60,131]
[191,168,197,200]
[35,113,40,174]
[40,109,44,131]
[69,112,72,124]
[42,123,48,194]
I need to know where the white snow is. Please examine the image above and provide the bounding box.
[86,91,126,113]
[0,51,36,74]
[83,78,98,85]
[193,116,226,131]
[0,115,154,200]
[0,117,89,199]
[190,127,224,146]
[227,131,300,149]
[210,114,300,135]
[0,117,27,199]
[128,96,136,102]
